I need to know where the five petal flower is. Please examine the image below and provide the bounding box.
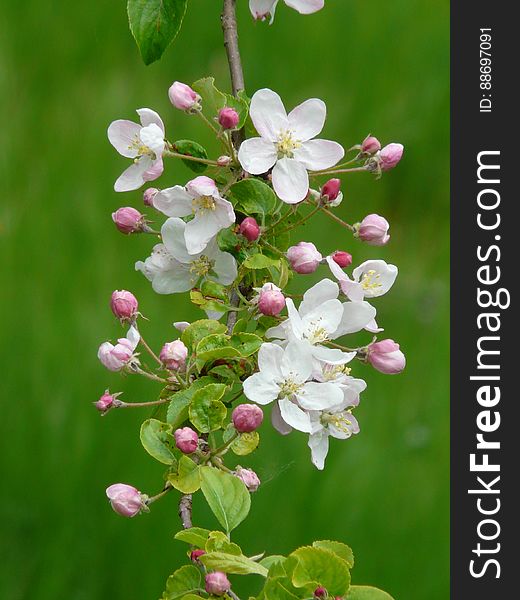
[249,0,325,22]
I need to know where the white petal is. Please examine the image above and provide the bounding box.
[211,250,238,285]
[342,378,367,407]
[139,123,165,156]
[288,98,326,141]
[136,108,165,133]
[258,343,284,377]
[340,280,365,302]
[365,318,384,333]
[161,218,192,263]
[308,430,329,470]
[153,186,193,217]
[294,139,345,171]
[185,175,219,198]
[143,157,163,182]
[353,260,398,298]
[265,321,289,342]
[285,298,305,339]
[298,381,343,410]
[334,301,377,337]
[238,137,277,174]
[114,160,148,192]
[312,345,355,365]
[301,298,344,336]
[278,398,312,433]
[243,373,279,405]
[152,265,194,294]
[281,341,313,382]
[108,120,140,157]
[249,88,288,141]
[272,158,309,204]
[285,0,325,15]
[249,0,278,19]
[126,326,140,350]
[271,401,293,435]
[299,278,339,316]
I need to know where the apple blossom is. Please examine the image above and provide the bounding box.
[190,549,206,563]
[367,339,406,374]
[98,326,140,372]
[331,251,352,268]
[168,81,201,111]
[218,107,240,129]
[257,282,286,316]
[379,143,404,170]
[136,218,237,294]
[205,572,231,596]
[110,290,138,321]
[174,427,199,454]
[108,108,165,192]
[95,390,117,413]
[287,241,322,274]
[160,340,188,371]
[321,178,341,202]
[361,135,381,155]
[232,404,264,433]
[152,176,235,254]
[238,89,344,203]
[357,214,390,246]
[235,467,261,492]
[327,258,398,302]
[239,216,261,241]
[112,207,146,234]
[106,483,145,517]
[217,155,232,167]
[249,0,325,22]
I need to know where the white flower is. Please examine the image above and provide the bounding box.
[250,0,324,22]
[153,176,235,255]
[327,258,398,302]
[266,279,376,355]
[108,109,165,192]
[308,403,360,470]
[135,218,237,294]
[314,363,367,408]
[243,342,344,433]
[238,89,344,204]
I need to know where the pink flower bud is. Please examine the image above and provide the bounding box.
[174,427,199,454]
[98,339,134,372]
[239,217,260,242]
[232,404,264,433]
[331,251,352,268]
[357,214,390,246]
[143,187,159,207]
[168,81,200,111]
[361,135,381,155]
[106,483,144,518]
[235,467,260,492]
[205,572,231,596]
[258,283,285,316]
[379,143,404,171]
[174,321,190,332]
[321,178,341,202]
[191,549,206,563]
[287,242,323,274]
[112,207,145,234]
[217,155,232,167]
[218,107,240,130]
[367,339,406,374]
[314,587,328,598]
[95,391,115,413]
[110,290,139,321]
[160,340,188,371]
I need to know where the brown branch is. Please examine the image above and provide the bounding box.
[178,494,193,529]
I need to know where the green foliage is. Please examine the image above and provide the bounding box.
[127,0,188,65]
[172,140,209,173]
[181,320,228,349]
[174,527,212,548]
[168,455,201,494]
[346,586,395,600]
[313,540,355,569]
[223,424,260,456]
[140,419,177,465]
[189,384,228,433]
[200,466,251,533]
[243,254,280,270]
[200,552,269,576]
[290,546,351,596]
[205,530,242,555]
[229,179,278,216]
[166,376,216,429]
[162,565,203,600]
[196,335,242,362]
[192,77,249,128]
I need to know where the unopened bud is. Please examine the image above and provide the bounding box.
[95,390,116,413]
[106,483,145,518]
[112,207,146,234]
[232,404,264,433]
[361,135,381,155]
[314,587,328,598]
[258,283,285,316]
[168,81,200,111]
[217,155,232,167]
[160,340,188,371]
[357,214,390,246]
[287,242,322,274]
[218,107,240,130]
[143,187,159,207]
[239,217,261,242]
[331,251,352,268]
[321,178,341,202]
[367,339,406,374]
[379,143,404,171]
[174,427,199,454]
[191,549,206,563]
[235,467,260,492]
[110,290,139,321]
[205,572,231,596]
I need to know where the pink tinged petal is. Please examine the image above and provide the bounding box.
[272,158,309,204]
[294,139,345,171]
[152,264,194,294]
[281,342,313,382]
[114,160,149,192]
[161,218,192,263]
[340,280,365,302]
[249,88,289,141]
[308,430,329,471]
[212,250,238,286]
[278,398,312,433]
[143,157,163,183]
[299,278,340,316]
[287,98,326,141]
[258,342,284,377]
[185,176,219,198]
[271,401,293,435]
[127,326,140,351]
[136,108,165,133]
[326,256,349,282]
[335,301,377,337]
[285,0,325,15]
[342,378,367,407]
[243,373,280,405]
[249,0,278,19]
[365,318,384,334]
[108,120,141,157]
[238,138,277,174]
[153,186,193,218]
[298,381,343,410]
[139,123,165,157]
[312,345,355,365]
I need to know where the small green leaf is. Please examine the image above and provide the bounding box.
[229,179,278,216]
[205,530,242,555]
[260,556,287,569]
[128,0,188,65]
[262,578,300,600]
[166,377,216,428]
[346,586,395,600]
[290,546,351,596]
[196,334,242,362]
[162,565,203,600]
[200,280,229,302]
[199,552,268,576]
[182,320,227,349]
[218,228,242,254]
[200,466,251,533]
[140,419,177,465]
[189,384,227,433]
[208,365,240,382]
[174,527,212,547]
[223,424,260,456]
[243,254,280,270]
[168,455,201,494]
[192,77,227,117]
[230,333,263,357]
[312,540,354,569]
[172,140,209,173]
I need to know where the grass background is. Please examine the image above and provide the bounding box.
[0,0,449,598]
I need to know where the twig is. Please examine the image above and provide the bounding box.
[178,494,193,529]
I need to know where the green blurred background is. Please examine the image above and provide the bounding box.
[0,0,449,598]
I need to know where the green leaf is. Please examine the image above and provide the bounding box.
[192,77,227,117]
[312,540,354,569]
[290,547,351,596]
[217,228,242,255]
[230,332,263,357]
[199,552,268,577]
[189,384,228,433]
[174,527,212,548]
[168,456,202,494]
[208,364,240,382]
[262,578,300,600]
[127,0,188,65]
[200,280,229,302]
[260,556,287,570]
[162,565,203,600]
[223,424,259,456]
[229,179,278,216]
[182,320,227,349]
[166,377,216,428]
[243,254,280,270]
[200,466,251,533]
[140,419,177,465]
[205,530,242,555]
[172,140,209,173]
[196,334,242,362]
[346,586,394,600]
